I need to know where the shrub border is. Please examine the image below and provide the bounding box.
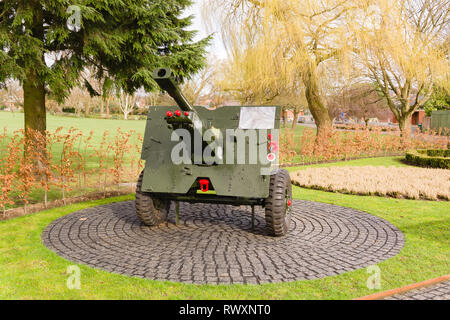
[405,149,450,169]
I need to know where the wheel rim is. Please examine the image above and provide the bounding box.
[153,198,168,212]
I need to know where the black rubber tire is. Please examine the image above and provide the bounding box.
[265,169,293,237]
[135,170,170,226]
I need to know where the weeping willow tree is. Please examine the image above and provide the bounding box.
[205,0,357,138]
[206,0,448,140]
[354,0,449,138]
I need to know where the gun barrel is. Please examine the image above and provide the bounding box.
[152,68,194,113]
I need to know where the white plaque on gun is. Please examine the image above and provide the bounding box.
[239,107,276,129]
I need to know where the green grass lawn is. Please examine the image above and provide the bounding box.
[283,124,309,136]
[0,111,308,142]
[0,111,147,146]
[0,111,146,170]
[0,156,448,299]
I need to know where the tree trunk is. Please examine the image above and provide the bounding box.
[281,108,287,128]
[105,97,110,116]
[398,114,412,139]
[24,0,45,136]
[303,67,333,140]
[23,77,46,135]
[85,103,91,117]
[23,72,46,171]
[305,90,332,137]
[291,109,300,129]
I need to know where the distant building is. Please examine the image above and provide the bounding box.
[285,110,295,121]
[391,109,426,125]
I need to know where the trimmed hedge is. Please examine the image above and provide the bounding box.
[405,149,450,169]
[62,107,76,113]
[425,149,450,157]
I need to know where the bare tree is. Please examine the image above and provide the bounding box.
[82,67,114,116]
[0,79,23,111]
[329,83,388,126]
[270,83,308,129]
[355,0,449,137]
[62,87,92,116]
[144,91,174,106]
[181,61,217,105]
[118,89,137,120]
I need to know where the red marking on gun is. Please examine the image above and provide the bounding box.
[199,179,210,193]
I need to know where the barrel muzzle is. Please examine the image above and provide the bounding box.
[152,68,194,113]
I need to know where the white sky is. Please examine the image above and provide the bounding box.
[186,0,227,59]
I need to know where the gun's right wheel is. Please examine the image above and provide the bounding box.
[135,170,170,226]
[265,169,293,237]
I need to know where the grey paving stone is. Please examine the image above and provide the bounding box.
[42,200,404,285]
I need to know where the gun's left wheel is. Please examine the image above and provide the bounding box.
[135,170,170,226]
[265,169,293,237]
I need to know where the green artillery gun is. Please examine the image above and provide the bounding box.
[136,68,293,236]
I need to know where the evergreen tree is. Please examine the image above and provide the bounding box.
[0,0,210,133]
[424,85,450,116]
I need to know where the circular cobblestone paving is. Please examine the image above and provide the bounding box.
[42,200,404,284]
